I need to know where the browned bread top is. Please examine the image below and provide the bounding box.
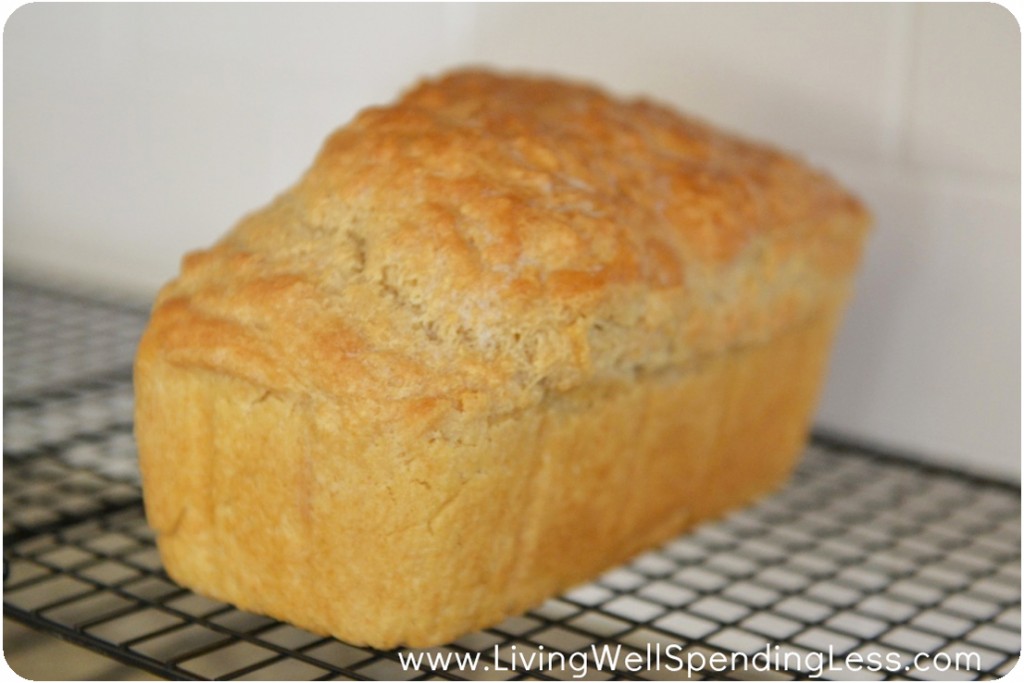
[139,69,869,420]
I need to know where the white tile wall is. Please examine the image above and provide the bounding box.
[906,3,1020,177]
[4,4,1019,478]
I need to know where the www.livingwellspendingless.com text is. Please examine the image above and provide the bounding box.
[398,641,983,679]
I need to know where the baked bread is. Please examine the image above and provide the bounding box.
[135,69,870,648]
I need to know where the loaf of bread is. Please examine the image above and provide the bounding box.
[135,69,870,648]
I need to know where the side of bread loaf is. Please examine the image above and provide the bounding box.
[135,69,870,648]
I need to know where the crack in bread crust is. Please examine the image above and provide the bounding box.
[139,301,846,648]
[142,69,869,417]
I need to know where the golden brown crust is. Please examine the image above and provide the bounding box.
[135,68,871,648]
[140,68,869,417]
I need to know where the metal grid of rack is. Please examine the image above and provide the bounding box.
[4,280,1021,680]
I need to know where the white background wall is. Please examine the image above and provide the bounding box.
[5,4,1020,479]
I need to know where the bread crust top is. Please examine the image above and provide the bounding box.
[139,69,870,418]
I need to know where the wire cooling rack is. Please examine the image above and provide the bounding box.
[4,279,1021,681]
